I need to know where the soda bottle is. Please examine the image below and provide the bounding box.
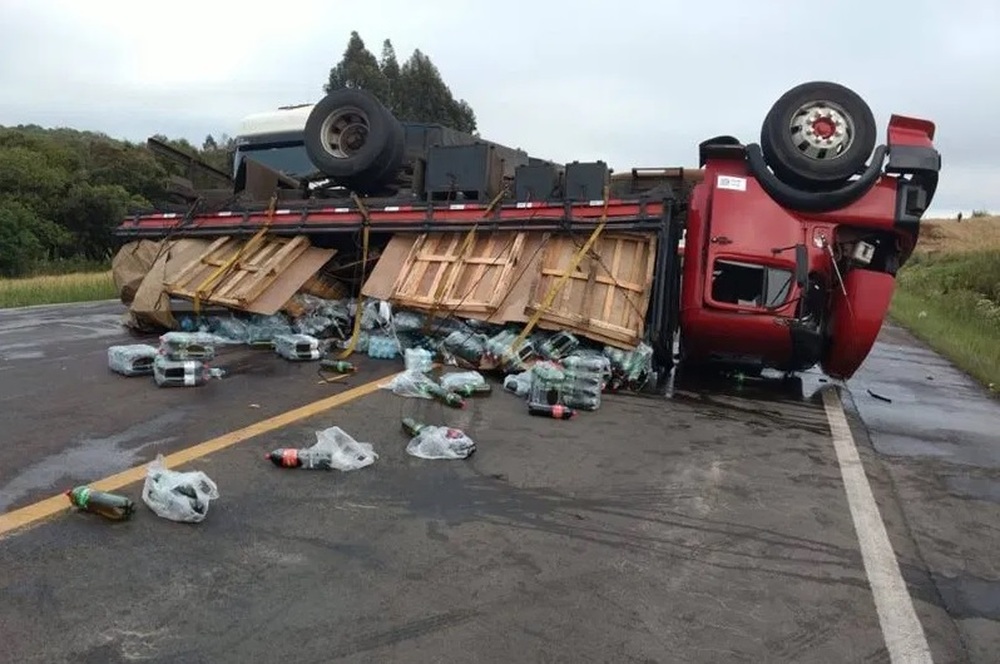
[528,403,576,420]
[451,382,492,397]
[424,383,466,409]
[265,448,334,470]
[66,486,136,521]
[320,360,357,373]
[538,331,579,360]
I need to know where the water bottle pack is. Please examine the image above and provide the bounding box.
[153,355,217,387]
[107,344,159,377]
[273,333,321,361]
[368,333,400,359]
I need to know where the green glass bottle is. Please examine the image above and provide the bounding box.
[451,383,492,397]
[320,360,357,373]
[425,383,466,409]
[402,417,426,437]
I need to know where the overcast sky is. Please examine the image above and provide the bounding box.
[1,0,996,217]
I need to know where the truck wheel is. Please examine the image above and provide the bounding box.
[760,81,876,188]
[304,89,405,191]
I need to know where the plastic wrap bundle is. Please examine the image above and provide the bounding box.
[159,331,218,361]
[441,330,488,365]
[404,348,434,373]
[153,355,223,387]
[274,333,321,361]
[484,329,537,371]
[107,344,159,377]
[368,333,399,359]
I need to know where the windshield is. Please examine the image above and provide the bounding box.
[233,143,316,179]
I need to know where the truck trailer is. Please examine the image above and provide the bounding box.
[114,80,941,383]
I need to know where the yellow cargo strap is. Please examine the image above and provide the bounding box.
[192,195,278,317]
[422,186,509,332]
[336,193,371,359]
[505,185,611,357]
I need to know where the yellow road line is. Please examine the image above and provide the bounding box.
[0,371,400,540]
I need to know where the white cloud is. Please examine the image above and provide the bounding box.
[0,0,996,216]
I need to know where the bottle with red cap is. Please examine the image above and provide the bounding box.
[528,403,577,420]
[265,447,335,470]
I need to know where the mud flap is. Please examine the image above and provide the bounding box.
[820,268,896,380]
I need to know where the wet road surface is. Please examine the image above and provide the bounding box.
[0,303,998,662]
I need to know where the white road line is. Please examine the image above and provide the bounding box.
[822,388,934,664]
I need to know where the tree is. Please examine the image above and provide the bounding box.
[0,124,236,276]
[324,31,389,100]
[322,33,478,133]
[380,39,401,112]
[0,200,71,276]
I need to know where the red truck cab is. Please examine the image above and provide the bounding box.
[678,82,941,380]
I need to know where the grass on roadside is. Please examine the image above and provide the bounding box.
[0,270,118,309]
[891,224,1000,393]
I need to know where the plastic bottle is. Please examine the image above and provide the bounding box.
[265,447,335,470]
[320,360,357,373]
[153,356,211,387]
[538,331,579,360]
[528,403,576,419]
[424,383,466,409]
[402,417,426,437]
[66,486,136,521]
[451,382,492,397]
[404,348,434,373]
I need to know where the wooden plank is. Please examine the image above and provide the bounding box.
[163,235,330,314]
[167,236,233,291]
[228,236,310,305]
[361,234,421,301]
[243,246,337,316]
[387,231,527,314]
[524,232,657,348]
[211,238,286,301]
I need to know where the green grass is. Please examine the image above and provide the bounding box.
[889,248,1000,394]
[0,270,118,309]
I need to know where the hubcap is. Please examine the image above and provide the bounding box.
[319,107,370,159]
[789,101,854,160]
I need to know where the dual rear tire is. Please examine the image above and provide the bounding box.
[759,81,877,190]
[303,88,406,194]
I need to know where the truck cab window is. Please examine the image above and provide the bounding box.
[712,260,792,308]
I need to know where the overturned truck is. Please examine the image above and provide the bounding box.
[112,80,941,384]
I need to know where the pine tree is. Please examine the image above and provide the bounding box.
[324,31,388,100]
[322,33,478,134]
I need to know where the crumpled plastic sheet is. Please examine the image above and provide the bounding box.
[406,425,476,460]
[503,370,533,397]
[440,330,488,365]
[380,370,438,399]
[108,344,159,376]
[141,454,219,523]
[312,426,378,471]
[291,295,352,337]
[392,310,426,333]
[354,299,392,331]
[440,371,486,392]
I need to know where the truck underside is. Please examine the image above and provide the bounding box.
[113,81,941,384]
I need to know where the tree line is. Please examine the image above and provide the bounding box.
[0,31,476,278]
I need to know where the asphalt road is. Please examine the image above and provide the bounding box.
[0,301,998,663]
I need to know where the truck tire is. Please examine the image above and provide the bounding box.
[760,81,876,188]
[303,89,405,191]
